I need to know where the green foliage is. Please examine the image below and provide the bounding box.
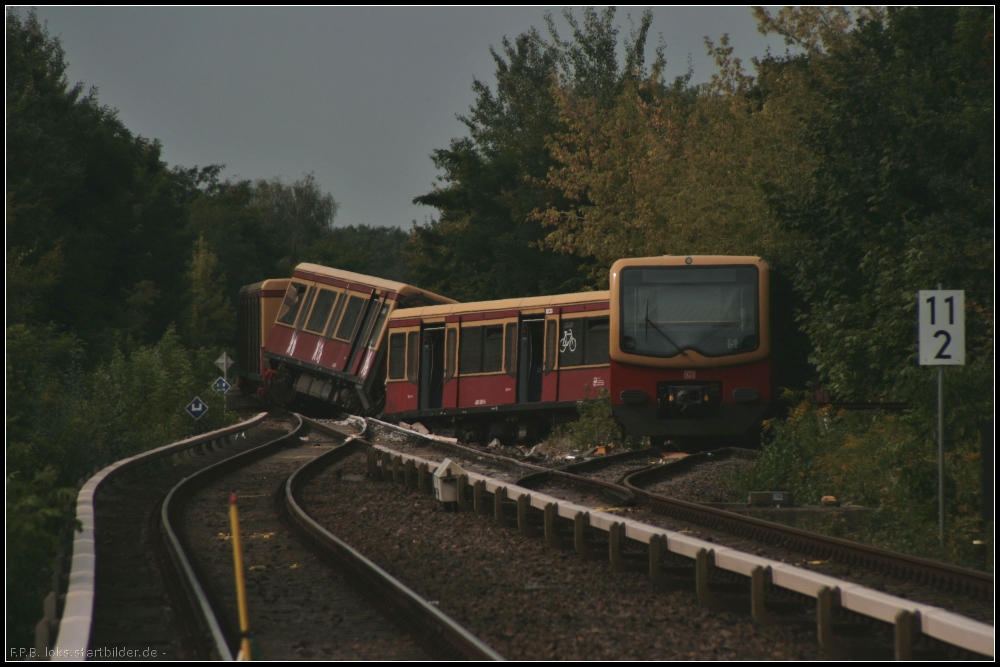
[409,8,661,300]
[730,401,989,567]
[186,173,341,302]
[184,235,235,350]
[304,224,412,282]
[759,7,993,403]
[6,325,233,647]
[566,389,645,451]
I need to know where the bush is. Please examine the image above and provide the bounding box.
[566,389,646,451]
[729,398,990,568]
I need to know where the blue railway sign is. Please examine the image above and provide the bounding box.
[212,377,232,394]
[186,396,209,420]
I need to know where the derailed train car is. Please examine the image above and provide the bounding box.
[245,263,455,414]
[236,278,290,394]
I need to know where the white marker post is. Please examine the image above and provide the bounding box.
[917,288,965,547]
[216,351,234,416]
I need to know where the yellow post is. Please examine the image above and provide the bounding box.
[229,493,253,660]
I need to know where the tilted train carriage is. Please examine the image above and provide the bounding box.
[240,263,455,414]
[236,278,290,394]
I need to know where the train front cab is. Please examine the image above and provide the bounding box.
[236,278,290,394]
[384,292,611,440]
[608,256,772,441]
[262,263,455,412]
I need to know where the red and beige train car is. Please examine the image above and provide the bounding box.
[384,255,773,445]
[258,263,455,413]
[608,255,772,442]
[237,278,291,394]
[383,291,611,440]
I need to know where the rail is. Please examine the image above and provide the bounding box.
[53,413,268,661]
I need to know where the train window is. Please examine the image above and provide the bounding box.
[483,325,503,373]
[620,266,759,358]
[584,317,610,365]
[388,333,407,380]
[504,323,518,378]
[365,303,392,349]
[558,318,585,367]
[276,282,307,325]
[406,331,419,383]
[305,289,337,333]
[294,287,316,329]
[324,292,346,338]
[445,328,457,381]
[459,326,483,375]
[335,295,365,340]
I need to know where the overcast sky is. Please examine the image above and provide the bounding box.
[30,7,790,230]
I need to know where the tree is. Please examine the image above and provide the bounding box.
[304,224,412,283]
[408,8,660,300]
[184,235,235,349]
[759,7,993,405]
[6,8,193,347]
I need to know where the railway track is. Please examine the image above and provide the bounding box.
[56,412,499,661]
[347,418,992,659]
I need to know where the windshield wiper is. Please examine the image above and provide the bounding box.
[645,301,689,356]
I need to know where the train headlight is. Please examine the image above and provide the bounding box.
[619,389,649,405]
[732,388,761,403]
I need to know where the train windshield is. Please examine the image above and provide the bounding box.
[619,266,758,358]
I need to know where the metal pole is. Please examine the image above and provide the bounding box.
[936,282,944,549]
[938,364,944,548]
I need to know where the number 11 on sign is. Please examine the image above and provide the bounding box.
[918,290,965,365]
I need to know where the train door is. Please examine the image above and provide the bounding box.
[419,326,445,410]
[440,323,459,408]
[517,319,545,403]
[541,311,560,402]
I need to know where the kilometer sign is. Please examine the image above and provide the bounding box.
[918,290,965,365]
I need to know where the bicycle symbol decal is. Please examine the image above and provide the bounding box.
[560,329,577,353]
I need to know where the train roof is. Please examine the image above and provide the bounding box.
[391,290,609,320]
[238,277,290,294]
[292,263,457,304]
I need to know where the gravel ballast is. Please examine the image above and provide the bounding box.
[300,453,825,660]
